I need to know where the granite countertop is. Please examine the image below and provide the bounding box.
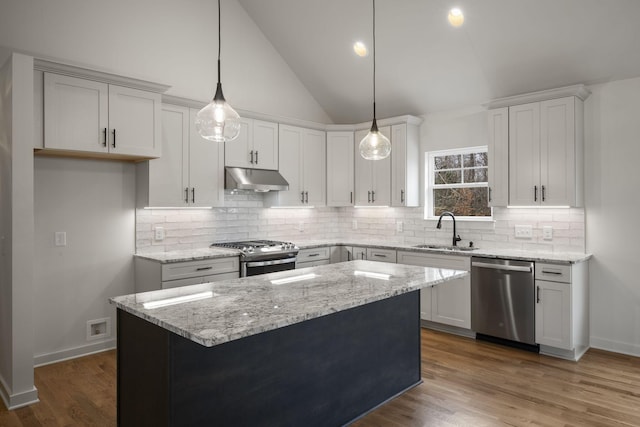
[135,240,591,264]
[110,260,467,347]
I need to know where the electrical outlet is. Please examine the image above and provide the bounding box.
[154,227,165,241]
[396,221,403,232]
[352,220,358,230]
[514,225,533,239]
[54,231,67,247]
[543,226,553,240]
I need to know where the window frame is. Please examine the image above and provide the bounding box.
[424,145,492,221]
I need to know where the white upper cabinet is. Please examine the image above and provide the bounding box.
[326,131,355,207]
[509,97,582,207]
[137,103,224,208]
[391,123,419,207]
[487,108,509,207]
[265,124,326,207]
[44,72,161,159]
[354,126,391,206]
[225,118,278,170]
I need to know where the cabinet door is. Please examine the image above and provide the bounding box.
[535,280,572,349]
[354,129,373,205]
[277,125,304,206]
[302,128,326,206]
[487,108,509,207]
[431,278,471,329]
[390,123,419,207]
[347,246,368,261]
[509,102,540,206]
[225,117,252,168]
[252,120,279,170]
[540,97,575,206]
[371,126,392,206]
[44,73,109,153]
[146,105,189,207]
[326,132,355,206]
[189,108,225,207]
[108,85,161,157]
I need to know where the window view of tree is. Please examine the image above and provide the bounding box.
[427,148,491,218]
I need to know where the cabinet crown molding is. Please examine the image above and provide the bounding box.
[34,58,171,94]
[485,84,591,109]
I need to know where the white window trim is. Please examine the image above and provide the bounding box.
[424,146,492,221]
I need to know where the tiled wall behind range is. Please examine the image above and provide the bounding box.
[136,191,585,254]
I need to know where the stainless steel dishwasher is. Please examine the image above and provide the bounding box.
[471,257,537,348]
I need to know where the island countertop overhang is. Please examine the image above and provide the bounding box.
[110,260,467,347]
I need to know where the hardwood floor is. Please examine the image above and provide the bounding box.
[1,329,639,426]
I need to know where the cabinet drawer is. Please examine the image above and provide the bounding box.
[397,251,470,270]
[535,263,571,283]
[297,247,331,263]
[297,259,331,269]
[161,257,240,282]
[366,248,397,263]
[203,271,239,283]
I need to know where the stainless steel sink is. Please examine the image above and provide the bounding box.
[413,244,477,252]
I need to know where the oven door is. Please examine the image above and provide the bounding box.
[242,257,297,277]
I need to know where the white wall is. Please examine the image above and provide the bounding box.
[585,77,640,356]
[33,157,136,366]
[0,0,331,124]
[0,53,38,410]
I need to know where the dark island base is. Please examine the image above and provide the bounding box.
[117,291,421,426]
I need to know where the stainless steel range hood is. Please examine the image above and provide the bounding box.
[225,167,289,192]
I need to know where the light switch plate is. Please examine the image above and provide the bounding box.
[54,231,67,247]
[514,225,533,239]
[543,226,553,240]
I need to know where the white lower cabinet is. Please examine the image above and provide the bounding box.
[397,251,471,329]
[535,262,589,360]
[296,247,332,269]
[135,257,240,292]
[339,246,396,263]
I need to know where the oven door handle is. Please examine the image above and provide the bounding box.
[245,257,297,268]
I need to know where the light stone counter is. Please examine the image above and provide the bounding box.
[110,260,467,347]
[135,240,591,265]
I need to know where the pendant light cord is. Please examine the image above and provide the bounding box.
[217,0,222,85]
[372,0,377,120]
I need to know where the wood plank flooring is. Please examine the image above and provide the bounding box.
[1,329,639,426]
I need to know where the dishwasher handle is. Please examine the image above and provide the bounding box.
[472,261,532,273]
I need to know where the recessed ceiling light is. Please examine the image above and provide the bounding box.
[353,41,368,57]
[448,7,464,27]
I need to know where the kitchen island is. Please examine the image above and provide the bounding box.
[111,260,467,426]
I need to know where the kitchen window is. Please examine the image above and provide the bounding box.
[425,146,491,220]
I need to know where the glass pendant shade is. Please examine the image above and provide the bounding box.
[195,87,241,142]
[359,120,391,160]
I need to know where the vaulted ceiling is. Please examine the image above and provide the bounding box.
[238,0,640,124]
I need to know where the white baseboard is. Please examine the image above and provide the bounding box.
[33,338,116,367]
[590,336,640,358]
[0,374,39,410]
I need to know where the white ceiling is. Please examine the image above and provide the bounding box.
[238,0,640,124]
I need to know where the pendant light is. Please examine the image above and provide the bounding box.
[195,0,241,142]
[359,0,391,160]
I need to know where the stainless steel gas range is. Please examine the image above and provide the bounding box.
[210,240,299,277]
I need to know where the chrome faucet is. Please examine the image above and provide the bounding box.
[436,211,462,246]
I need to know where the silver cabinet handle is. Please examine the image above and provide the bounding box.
[249,150,254,164]
[185,188,189,203]
[255,150,259,164]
